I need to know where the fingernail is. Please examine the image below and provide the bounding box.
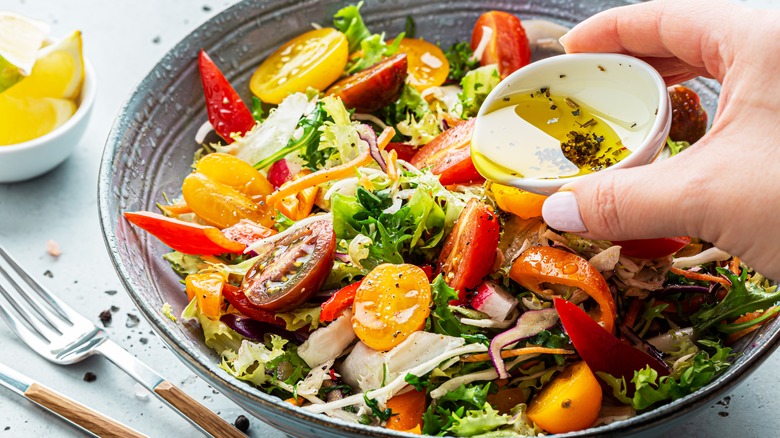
[542,191,587,232]
[558,33,569,50]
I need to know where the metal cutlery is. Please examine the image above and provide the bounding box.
[0,360,147,437]
[0,245,244,438]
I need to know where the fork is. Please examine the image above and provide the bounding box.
[0,245,244,438]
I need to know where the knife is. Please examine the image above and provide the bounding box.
[0,361,147,437]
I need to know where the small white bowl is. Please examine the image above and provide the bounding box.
[0,59,96,183]
[472,53,670,195]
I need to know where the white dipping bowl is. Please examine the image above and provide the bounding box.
[0,59,96,183]
[473,53,670,196]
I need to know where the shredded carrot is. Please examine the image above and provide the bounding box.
[158,202,193,216]
[730,257,741,276]
[386,149,399,181]
[265,127,395,206]
[623,298,643,329]
[284,396,304,406]
[460,346,575,363]
[726,306,779,344]
[670,266,731,288]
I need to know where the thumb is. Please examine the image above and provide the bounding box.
[541,155,710,240]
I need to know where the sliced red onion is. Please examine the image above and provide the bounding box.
[356,123,386,172]
[471,281,518,322]
[619,325,667,366]
[489,308,559,379]
[220,314,306,343]
[334,252,350,263]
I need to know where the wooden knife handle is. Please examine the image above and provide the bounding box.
[24,382,147,438]
[153,380,244,438]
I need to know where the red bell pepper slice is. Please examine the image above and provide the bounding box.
[554,298,669,384]
[221,220,276,246]
[198,50,256,144]
[612,237,691,259]
[222,284,285,326]
[320,280,363,323]
[124,211,245,255]
[510,246,617,333]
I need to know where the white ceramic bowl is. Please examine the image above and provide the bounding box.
[473,53,670,196]
[0,60,96,183]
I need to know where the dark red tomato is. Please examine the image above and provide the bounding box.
[222,220,276,246]
[613,236,691,259]
[669,85,707,144]
[437,199,500,300]
[386,142,419,162]
[320,280,362,323]
[198,50,255,143]
[222,284,285,326]
[410,118,484,185]
[470,11,531,79]
[326,53,408,113]
[241,220,336,312]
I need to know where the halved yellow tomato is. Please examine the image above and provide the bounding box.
[185,270,226,320]
[250,28,348,104]
[489,183,547,220]
[393,38,449,91]
[527,361,602,434]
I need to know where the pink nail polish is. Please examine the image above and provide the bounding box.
[542,192,587,232]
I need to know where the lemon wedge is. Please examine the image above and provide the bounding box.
[0,95,76,145]
[0,12,50,93]
[4,30,84,100]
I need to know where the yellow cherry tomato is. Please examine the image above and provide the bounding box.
[195,153,274,201]
[182,172,273,229]
[352,264,432,351]
[527,361,603,434]
[393,38,449,91]
[185,270,226,320]
[489,183,547,219]
[250,28,348,104]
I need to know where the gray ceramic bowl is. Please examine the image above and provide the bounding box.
[98,0,780,437]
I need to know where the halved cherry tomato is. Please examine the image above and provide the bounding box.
[470,11,531,79]
[241,220,336,312]
[410,118,484,185]
[437,199,500,300]
[274,170,318,221]
[526,361,602,434]
[186,271,226,320]
[222,220,276,246]
[320,280,363,323]
[352,264,432,351]
[393,38,449,91]
[386,142,419,162]
[250,28,349,104]
[487,387,526,414]
[613,236,691,259]
[198,50,256,143]
[510,246,617,333]
[183,153,275,229]
[326,53,408,113]
[669,85,707,144]
[124,211,245,255]
[222,284,285,326]
[489,183,547,219]
[385,389,426,432]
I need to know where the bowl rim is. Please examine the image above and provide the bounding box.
[97,1,780,436]
[474,52,670,194]
[0,58,97,154]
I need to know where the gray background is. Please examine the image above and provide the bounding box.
[0,0,777,436]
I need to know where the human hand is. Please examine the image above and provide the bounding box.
[541,0,780,279]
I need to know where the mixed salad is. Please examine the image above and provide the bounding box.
[126,4,780,436]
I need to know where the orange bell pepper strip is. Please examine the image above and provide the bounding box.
[124,211,246,255]
[510,246,617,333]
[385,389,426,433]
[185,271,226,320]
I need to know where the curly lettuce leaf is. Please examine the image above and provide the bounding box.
[333,2,372,52]
[181,298,243,355]
[396,112,441,146]
[450,403,510,437]
[163,251,204,277]
[459,64,500,118]
[348,32,404,74]
[276,305,321,331]
[430,275,481,337]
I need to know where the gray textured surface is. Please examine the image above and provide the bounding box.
[0,0,778,437]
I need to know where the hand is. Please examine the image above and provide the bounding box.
[541,0,780,279]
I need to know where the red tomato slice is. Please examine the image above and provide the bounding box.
[437,199,500,300]
[410,118,484,185]
[241,220,336,312]
[320,280,363,323]
[198,50,255,143]
[386,142,419,162]
[222,284,285,326]
[470,11,531,79]
[613,237,691,259]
